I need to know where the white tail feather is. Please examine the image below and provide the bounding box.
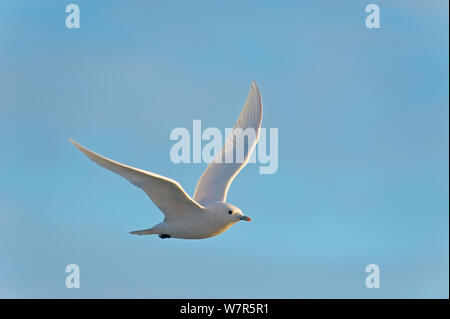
[130,228,159,236]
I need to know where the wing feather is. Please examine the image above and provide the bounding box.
[70,139,203,221]
[193,81,263,205]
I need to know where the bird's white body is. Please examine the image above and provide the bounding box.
[70,81,262,239]
[148,202,243,239]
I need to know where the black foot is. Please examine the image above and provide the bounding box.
[159,234,171,239]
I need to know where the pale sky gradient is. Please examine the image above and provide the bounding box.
[0,0,448,298]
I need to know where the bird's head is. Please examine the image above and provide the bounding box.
[207,202,252,224]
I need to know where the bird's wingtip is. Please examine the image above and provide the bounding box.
[68,138,83,151]
[68,137,80,148]
[250,80,260,92]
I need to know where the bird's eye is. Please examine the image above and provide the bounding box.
[228,210,232,215]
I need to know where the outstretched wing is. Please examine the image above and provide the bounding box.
[69,139,204,221]
[193,81,263,205]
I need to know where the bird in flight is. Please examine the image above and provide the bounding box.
[70,81,263,239]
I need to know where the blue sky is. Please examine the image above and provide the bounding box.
[0,0,448,298]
